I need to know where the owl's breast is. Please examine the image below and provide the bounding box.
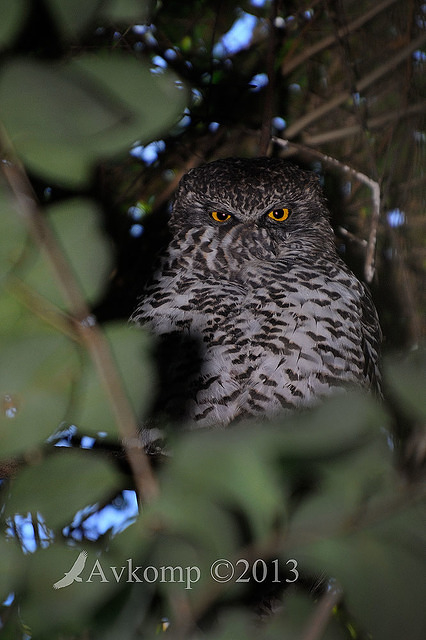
[178,260,370,426]
[132,239,378,428]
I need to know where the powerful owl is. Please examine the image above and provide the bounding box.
[131,157,381,428]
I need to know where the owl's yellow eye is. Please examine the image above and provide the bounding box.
[268,208,291,222]
[211,211,231,222]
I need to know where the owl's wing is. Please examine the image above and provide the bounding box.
[360,283,382,395]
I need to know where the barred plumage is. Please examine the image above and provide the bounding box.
[131,158,381,428]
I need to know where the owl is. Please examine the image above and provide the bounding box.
[131,157,381,428]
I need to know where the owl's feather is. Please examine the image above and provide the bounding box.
[131,158,381,427]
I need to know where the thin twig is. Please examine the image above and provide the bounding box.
[281,0,399,76]
[258,0,279,156]
[31,512,42,548]
[0,149,159,503]
[283,32,426,140]
[272,137,381,282]
[300,581,343,640]
[337,226,368,247]
[303,102,426,146]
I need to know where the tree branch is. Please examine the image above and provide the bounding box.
[300,581,343,640]
[281,0,399,76]
[284,32,426,140]
[302,102,426,146]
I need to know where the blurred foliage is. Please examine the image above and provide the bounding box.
[0,0,425,639]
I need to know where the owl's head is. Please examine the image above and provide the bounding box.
[171,157,335,256]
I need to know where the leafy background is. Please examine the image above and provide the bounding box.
[0,0,425,638]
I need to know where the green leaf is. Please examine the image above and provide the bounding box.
[5,449,123,528]
[261,590,348,640]
[290,438,396,541]
[44,0,102,39]
[106,323,155,419]
[201,609,262,640]
[19,544,121,636]
[45,0,152,38]
[204,391,387,469]
[15,242,64,310]
[71,322,154,436]
[0,54,187,186]
[0,0,27,49]
[0,60,124,142]
[0,59,124,185]
[147,426,286,558]
[0,537,22,601]
[48,198,112,305]
[72,53,187,153]
[0,327,80,458]
[20,199,111,308]
[176,429,285,540]
[70,350,120,437]
[100,0,152,22]
[292,500,426,640]
[0,290,42,339]
[384,348,426,419]
[270,390,388,458]
[146,493,238,572]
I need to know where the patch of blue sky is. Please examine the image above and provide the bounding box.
[6,513,52,553]
[386,208,405,228]
[213,12,258,57]
[272,116,286,130]
[342,181,352,196]
[48,423,77,447]
[128,206,143,220]
[2,593,14,606]
[152,55,167,68]
[48,424,110,450]
[64,490,138,541]
[132,24,157,47]
[413,49,426,62]
[191,88,203,106]
[249,72,268,92]
[132,24,150,35]
[130,224,144,238]
[130,140,166,163]
[165,48,178,61]
[177,111,191,129]
[80,436,96,449]
[7,491,138,551]
[128,201,151,220]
